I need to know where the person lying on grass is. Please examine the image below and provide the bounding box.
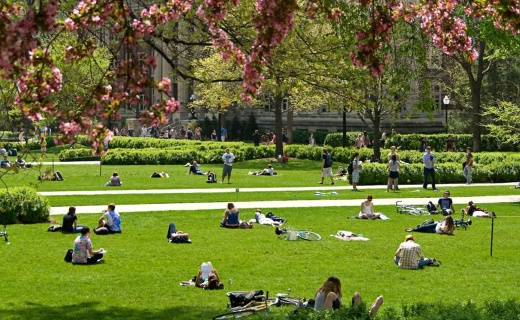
[462,201,497,218]
[166,221,191,243]
[195,262,224,289]
[405,216,454,235]
[254,209,282,226]
[248,164,275,176]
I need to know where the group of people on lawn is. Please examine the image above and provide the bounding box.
[62,203,121,264]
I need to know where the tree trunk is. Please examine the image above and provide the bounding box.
[372,112,381,162]
[286,106,294,144]
[274,93,284,159]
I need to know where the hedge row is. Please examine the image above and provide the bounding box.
[0,187,50,224]
[284,299,520,320]
[324,132,519,152]
[353,162,520,185]
[59,141,520,167]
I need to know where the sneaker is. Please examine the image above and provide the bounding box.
[318,182,323,184]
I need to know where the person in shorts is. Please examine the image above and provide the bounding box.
[319,148,334,185]
[221,148,235,184]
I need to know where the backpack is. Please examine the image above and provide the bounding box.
[47,225,62,232]
[64,249,73,263]
[347,162,354,175]
[227,290,265,308]
[325,153,333,167]
[207,172,217,183]
[53,171,64,181]
[426,201,437,214]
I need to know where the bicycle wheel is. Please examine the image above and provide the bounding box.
[297,230,321,241]
[213,310,256,319]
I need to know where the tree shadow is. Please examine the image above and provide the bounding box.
[1,301,221,320]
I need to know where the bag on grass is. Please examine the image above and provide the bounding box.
[426,201,437,214]
[64,249,73,263]
[94,227,109,235]
[207,172,217,183]
[227,290,265,308]
[53,171,64,181]
[47,225,62,232]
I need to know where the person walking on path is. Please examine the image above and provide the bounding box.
[422,146,436,190]
[319,148,334,185]
[221,147,235,184]
[463,147,473,185]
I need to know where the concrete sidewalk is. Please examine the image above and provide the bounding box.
[40,182,518,196]
[49,195,520,215]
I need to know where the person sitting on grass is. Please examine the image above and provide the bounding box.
[437,190,455,215]
[15,155,26,169]
[312,276,384,317]
[195,262,224,289]
[220,202,240,228]
[62,206,86,234]
[188,161,205,175]
[394,235,433,269]
[462,201,497,218]
[358,195,382,219]
[0,155,11,168]
[166,221,191,243]
[335,166,347,176]
[94,203,122,234]
[248,164,275,176]
[105,172,122,186]
[72,227,105,264]
[405,215,455,235]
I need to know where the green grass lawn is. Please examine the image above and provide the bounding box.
[1,205,518,319]
[0,159,519,319]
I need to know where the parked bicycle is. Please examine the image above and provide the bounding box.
[213,291,307,319]
[395,201,430,215]
[275,227,321,241]
[0,223,9,244]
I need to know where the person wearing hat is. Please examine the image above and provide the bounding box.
[394,235,431,269]
[463,147,473,185]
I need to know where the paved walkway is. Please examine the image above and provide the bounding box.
[47,182,520,215]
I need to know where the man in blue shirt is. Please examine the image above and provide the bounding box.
[1,155,11,168]
[422,146,436,190]
[220,127,227,142]
[437,190,455,215]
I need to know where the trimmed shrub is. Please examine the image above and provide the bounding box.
[0,187,50,224]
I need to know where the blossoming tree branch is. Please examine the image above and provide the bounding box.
[0,0,518,149]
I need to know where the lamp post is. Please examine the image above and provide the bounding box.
[443,95,450,134]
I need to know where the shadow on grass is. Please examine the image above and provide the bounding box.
[1,301,221,320]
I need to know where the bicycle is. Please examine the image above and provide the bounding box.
[213,291,307,319]
[395,201,430,215]
[0,223,9,244]
[275,227,321,241]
